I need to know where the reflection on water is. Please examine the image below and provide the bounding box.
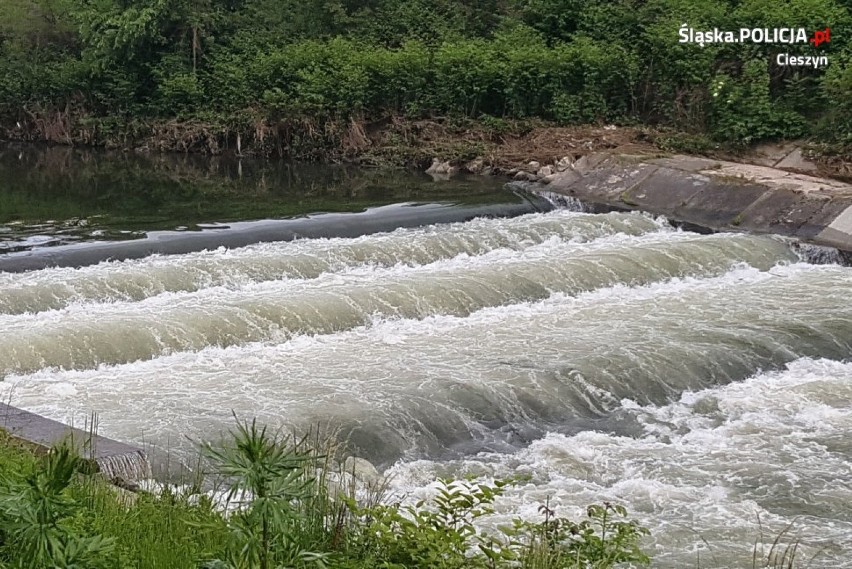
[0,144,511,252]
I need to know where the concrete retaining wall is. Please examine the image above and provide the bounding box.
[0,403,150,483]
[547,153,852,253]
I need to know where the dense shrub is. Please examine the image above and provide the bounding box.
[821,56,852,144]
[710,59,808,145]
[0,0,849,150]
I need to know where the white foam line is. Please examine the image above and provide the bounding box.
[2,260,840,376]
[3,261,847,428]
[0,210,668,313]
[0,230,780,331]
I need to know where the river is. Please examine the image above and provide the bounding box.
[1,146,851,567]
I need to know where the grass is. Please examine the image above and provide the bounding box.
[69,483,226,569]
[0,429,38,476]
[0,419,653,569]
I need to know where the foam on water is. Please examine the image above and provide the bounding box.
[385,358,852,568]
[0,210,664,315]
[0,231,795,375]
[2,262,849,466]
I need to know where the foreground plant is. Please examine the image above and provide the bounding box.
[342,477,650,569]
[196,417,651,569]
[0,443,114,569]
[200,418,330,569]
[0,421,653,569]
[511,501,650,569]
[342,478,513,568]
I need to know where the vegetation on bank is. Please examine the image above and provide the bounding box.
[0,0,850,160]
[0,422,650,569]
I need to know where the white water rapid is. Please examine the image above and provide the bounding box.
[1,208,850,567]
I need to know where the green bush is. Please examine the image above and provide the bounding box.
[430,40,505,116]
[0,443,115,568]
[710,59,807,146]
[1,0,850,153]
[509,501,650,568]
[493,26,553,117]
[0,423,651,569]
[344,478,650,569]
[819,52,852,145]
[362,40,433,115]
[549,38,636,123]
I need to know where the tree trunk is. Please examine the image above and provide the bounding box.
[192,26,198,73]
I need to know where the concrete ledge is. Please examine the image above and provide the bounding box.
[548,153,852,252]
[0,403,150,482]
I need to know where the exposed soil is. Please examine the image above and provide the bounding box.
[295,118,852,181]
[2,112,849,181]
[356,118,658,172]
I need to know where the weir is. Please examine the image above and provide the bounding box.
[0,228,793,376]
[0,403,151,482]
[0,198,552,273]
[528,187,852,266]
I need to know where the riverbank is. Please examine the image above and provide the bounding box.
[3,0,850,175]
[5,116,851,182]
[0,420,652,569]
[1,115,654,166]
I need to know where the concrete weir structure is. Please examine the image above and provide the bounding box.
[0,403,150,483]
[545,152,852,255]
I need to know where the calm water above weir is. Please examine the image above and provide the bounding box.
[1,146,851,567]
[0,144,527,265]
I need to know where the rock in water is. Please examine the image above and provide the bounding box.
[425,157,444,174]
[426,158,458,180]
[465,157,485,174]
[342,456,381,484]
